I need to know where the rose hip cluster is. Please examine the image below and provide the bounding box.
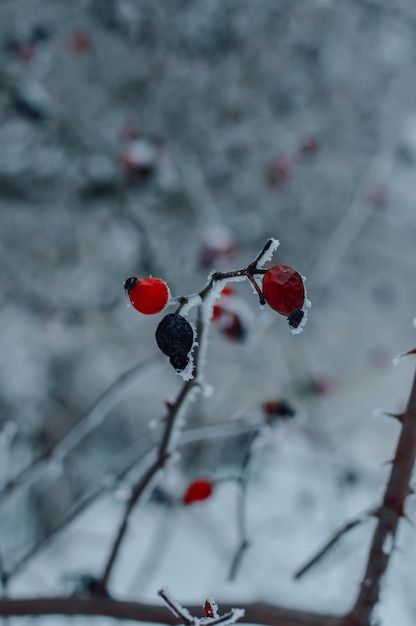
[124,240,308,375]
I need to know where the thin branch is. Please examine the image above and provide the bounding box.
[343,365,416,626]
[158,589,195,626]
[0,356,162,505]
[294,511,374,580]
[0,596,342,626]
[228,432,259,581]
[3,414,264,584]
[97,377,197,592]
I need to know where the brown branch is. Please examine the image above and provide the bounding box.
[158,589,195,626]
[0,596,342,626]
[97,377,197,592]
[343,365,416,626]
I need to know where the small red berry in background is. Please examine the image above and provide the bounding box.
[120,122,141,142]
[263,399,296,420]
[119,139,159,179]
[68,31,91,54]
[300,136,319,156]
[124,277,170,315]
[211,287,248,342]
[267,156,292,187]
[17,44,35,63]
[368,187,387,209]
[220,284,234,296]
[199,225,237,269]
[262,265,305,316]
[306,376,338,395]
[182,477,213,505]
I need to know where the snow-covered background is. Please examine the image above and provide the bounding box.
[1,0,416,624]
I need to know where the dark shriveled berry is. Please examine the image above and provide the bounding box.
[155,313,194,370]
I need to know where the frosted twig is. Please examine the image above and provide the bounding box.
[158,589,195,626]
[228,431,259,581]
[1,414,264,584]
[0,355,162,506]
[294,507,377,580]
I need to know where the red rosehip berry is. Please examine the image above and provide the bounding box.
[124,277,169,315]
[182,478,213,505]
[220,284,234,296]
[68,31,91,54]
[262,265,305,317]
[267,156,292,187]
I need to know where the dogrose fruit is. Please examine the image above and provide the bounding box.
[182,477,213,504]
[155,313,194,371]
[262,264,305,325]
[124,276,170,315]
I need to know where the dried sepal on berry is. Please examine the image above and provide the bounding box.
[124,276,170,315]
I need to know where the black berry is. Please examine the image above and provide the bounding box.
[155,313,194,370]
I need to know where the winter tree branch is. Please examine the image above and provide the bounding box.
[342,363,416,626]
[0,596,341,626]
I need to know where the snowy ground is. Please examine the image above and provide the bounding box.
[1,0,416,625]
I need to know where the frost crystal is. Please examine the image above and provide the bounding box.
[159,588,196,624]
[393,353,403,366]
[290,275,311,335]
[257,237,280,268]
[382,532,394,555]
[180,293,202,317]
